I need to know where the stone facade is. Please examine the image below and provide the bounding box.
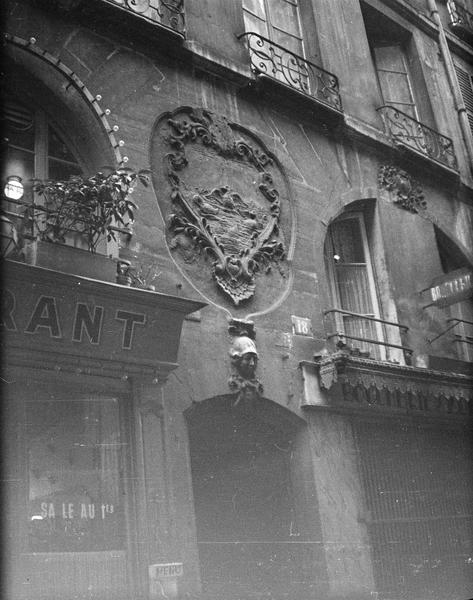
[2,1,473,599]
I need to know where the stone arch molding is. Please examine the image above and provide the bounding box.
[4,34,124,170]
[184,393,307,430]
[320,186,378,226]
[150,107,294,315]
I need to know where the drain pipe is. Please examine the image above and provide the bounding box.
[428,0,473,174]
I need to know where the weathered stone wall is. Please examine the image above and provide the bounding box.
[4,1,472,597]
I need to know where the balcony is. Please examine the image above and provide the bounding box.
[447,0,473,38]
[324,308,412,364]
[101,0,185,37]
[238,32,343,117]
[377,106,458,172]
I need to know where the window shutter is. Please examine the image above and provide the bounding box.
[454,63,473,137]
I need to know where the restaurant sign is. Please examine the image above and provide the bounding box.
[2,261,204,375]
[423,267,473,309]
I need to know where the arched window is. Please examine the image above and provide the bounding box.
[2,93,118,256]
[2,95,82,198]
[325,211,386,360]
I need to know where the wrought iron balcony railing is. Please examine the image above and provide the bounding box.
[324,308,412,361]
[238,32,342,113]
[377,106,458,172]
[103,0,185,36]
[447,0,473,35]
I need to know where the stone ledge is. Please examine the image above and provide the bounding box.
[183,39,253,86]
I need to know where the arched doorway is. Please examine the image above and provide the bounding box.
[186,396,326,600]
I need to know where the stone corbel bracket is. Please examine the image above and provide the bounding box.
[301,353,472,418]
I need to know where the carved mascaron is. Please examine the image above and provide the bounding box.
[151,108,290,308]
[228,334,264,404]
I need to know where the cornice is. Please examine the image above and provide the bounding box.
[301,352,473,419]
[4,346,178,382]
[362,0,440,37]
[5,260,205,315]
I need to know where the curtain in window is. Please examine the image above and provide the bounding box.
[328,216,382,359]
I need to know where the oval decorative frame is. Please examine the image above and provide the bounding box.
[151,107,293,312]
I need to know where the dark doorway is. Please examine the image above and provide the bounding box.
[186,397,325,600]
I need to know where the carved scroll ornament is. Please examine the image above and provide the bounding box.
[162,108,287,305]
[378,165,426,214]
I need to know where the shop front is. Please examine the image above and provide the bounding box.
[2,259,204,600]
[301,352,473,600]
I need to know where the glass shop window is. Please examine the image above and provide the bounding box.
[27,398,125,553]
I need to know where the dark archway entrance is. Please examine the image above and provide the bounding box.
[186,396,326,600]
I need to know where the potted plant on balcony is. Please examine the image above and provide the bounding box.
[16,167,150,281]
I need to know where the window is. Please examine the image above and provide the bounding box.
[372,43,417,119]
[4,390,131,600]
[360,2,420,121]
[2,96,82,200]
[27,398,125,553]
[325,212,385,360]
[435,228,473,363]
[242,0,307,90]
[361,3,458,168]
[2,94,119,255]
[2,95,84,242]
[454,61,473,138]
[242,0,305,57]
[361,1,439,122]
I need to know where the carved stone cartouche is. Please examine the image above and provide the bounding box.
[163,108,287,305]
